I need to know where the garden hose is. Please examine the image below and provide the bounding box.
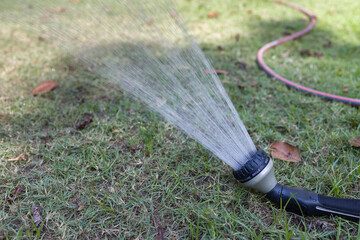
[257,0,360,106]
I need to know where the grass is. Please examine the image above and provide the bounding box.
[0,0,359,239]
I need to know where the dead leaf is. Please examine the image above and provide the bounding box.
[204,69,229,75]
[282,31,291,36]
[32,205,43,228]
[323,41,332,48]
[77,201,84,211]
[7,153,26,162]
[50,7,66,13]
[217,45,224,51]
[42,13,52,19]
[207,12,219,18]
[270,141,301,162]
[349,136,360,147]
[314,51,323,58]
[146,18,154,25]
[234,61,247,70]
[31,81,58,96]
[343,88,349,93]
[76,113,94,130]
[235,34,241,41]
[237,83,258,88]
[246,10,252,14]
[299,49,312,56]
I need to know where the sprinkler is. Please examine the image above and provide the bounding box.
[234,150,360,221]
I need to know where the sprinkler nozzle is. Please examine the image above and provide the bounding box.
[233,149,360,221]
[233,150,277,193]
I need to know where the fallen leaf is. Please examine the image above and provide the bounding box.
[270,141,301,162]
[38,36,46,41]
[314,51,323,58]
[77,201,84,211]
[68,66,76,72]
[349,136,360,147]
[204,69,229,75]
[32,205,43,228]
[299,49,312,56]
[323,41,332,48]
[343,88,349,93]
[282,31,291,36]
[246,10,252,14]
[328,10,335,15]
[207,12,219,18]
[7,153,26,162]
[50,7,66,13]
[217,45,224,51]
[146,18,154,25]
[76,113,94,130]
[234,61,247,70]
[237,83,258,88]
[235,34,241,41]
[42,13,52,19]
[31,80,58,96]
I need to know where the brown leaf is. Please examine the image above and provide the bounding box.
[270,141,301,162]
[314,51,323,58]
[31,80,58,96]
[323,41,332,48]
[77,201,85,211]
[146,18,154,25]
[32,205,43,228]
[7,153,26,162]
[234,61,247,70]
[217,45,224,51]
[343,88,349,93]
[207,12,219,18]
[299,49,312,56]
[282,31,291,36]
[204,69,229,75]
[237,83,258,88]
[76,113,94,130]
[235,34,241,41]
[349,136,360,147]
[50,7,66,13]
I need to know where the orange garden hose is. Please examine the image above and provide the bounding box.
[257,0,360,106]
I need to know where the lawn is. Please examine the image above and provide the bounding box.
[0,0,359,239]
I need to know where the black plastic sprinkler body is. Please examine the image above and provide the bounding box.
[233,150,360,221]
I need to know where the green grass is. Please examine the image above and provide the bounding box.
[1,0,359,239]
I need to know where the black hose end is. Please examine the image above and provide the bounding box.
[233,149,270,183]
[266,184,360,221]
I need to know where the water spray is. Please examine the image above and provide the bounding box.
[3,0,359,221]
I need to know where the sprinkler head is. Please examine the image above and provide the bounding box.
[233,150,277,193]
